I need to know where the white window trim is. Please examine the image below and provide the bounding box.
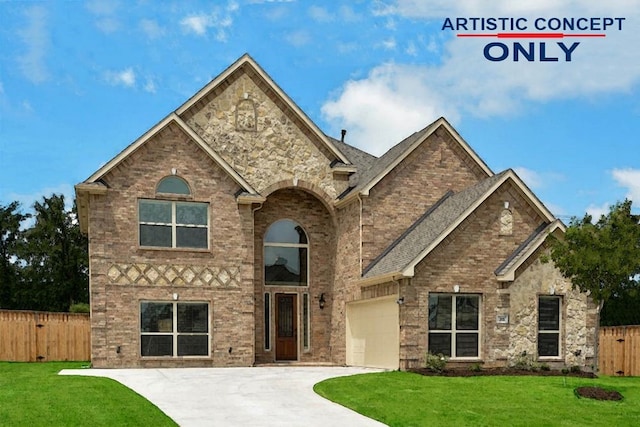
[139,199,209,249]
[140,301,210,358]
[538,296,562,359]
[429,293,482,360]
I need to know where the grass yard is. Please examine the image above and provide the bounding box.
[314,371,640,426]
[0,362,177,426]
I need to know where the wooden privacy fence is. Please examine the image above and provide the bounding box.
[599,326,640,376]
[0,310,90,362]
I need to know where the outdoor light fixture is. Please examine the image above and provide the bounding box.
[396,296,405,305]
[453,284,460,293]
[319,293,326,309]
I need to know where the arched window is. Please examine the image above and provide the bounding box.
[156,176,191,195]
[264,219,308,286]
[138,176,208,249]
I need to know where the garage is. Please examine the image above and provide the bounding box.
[346,295,399,370]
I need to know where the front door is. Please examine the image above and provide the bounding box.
[275,293,297,360]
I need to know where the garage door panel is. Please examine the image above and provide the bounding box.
[346,296,399,370]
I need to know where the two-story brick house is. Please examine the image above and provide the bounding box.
[76,54,597,369]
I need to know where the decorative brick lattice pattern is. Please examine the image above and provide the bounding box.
[107,263,240,287]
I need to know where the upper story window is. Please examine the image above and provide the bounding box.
[139,176,208,249]
[264,219,308,286]
[156,176,191,195]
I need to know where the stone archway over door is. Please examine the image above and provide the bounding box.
[275,293,297,360]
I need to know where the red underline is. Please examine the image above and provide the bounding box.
[457,33,606,39]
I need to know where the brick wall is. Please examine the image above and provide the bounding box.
[402,180,547,368]
[88,123,255,367]
[362,127,487,270]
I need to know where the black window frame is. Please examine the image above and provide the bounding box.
[140,301,210,358]
[538,296,561,358]
[428,293,481,359]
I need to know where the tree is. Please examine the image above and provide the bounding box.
[545,199,640,313]
[0,202,30,309]
[18,194,89,312]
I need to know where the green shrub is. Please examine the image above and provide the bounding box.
[69,302,90,313]
[570,365,582,373]
[470,362,483,372]
[425,352,448,372]
[511,352,540,371]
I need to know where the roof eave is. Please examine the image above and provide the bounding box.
[82,113,257,195]
[356,272,409,287]
[496,220,565,282]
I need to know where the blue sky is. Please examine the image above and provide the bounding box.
[1,0,639,221]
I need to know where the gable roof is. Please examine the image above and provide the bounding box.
[337,117,494,204]
[176,53,351,166]
[495,219,566,282]
[81,113,257,194]
[360,169,557,284]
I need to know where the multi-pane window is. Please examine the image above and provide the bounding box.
[538,296,561,357]
[264,219,308,286]
[428,294,480,358]
[140,302,209,357]
[139,200,208,249]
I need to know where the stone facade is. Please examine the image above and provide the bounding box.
[77,55,596,370]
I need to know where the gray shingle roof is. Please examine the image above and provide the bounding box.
[363,171,509,279]
[494,221,560,278]
[338,122,438,197]
[328,136,378,180]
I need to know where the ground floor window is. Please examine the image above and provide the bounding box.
[303,293,310,351]
[428,294,480,358]
[140,302,209,357]
[264,293,271,351]
[538,296,561,357]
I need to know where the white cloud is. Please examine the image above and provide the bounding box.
[586,202,610,220]
[105,68,136,88]
[513,167,543,189]
[309,6,332,22]
[612,168,640,201]
[322,1,640,153]
[86,0,121,33]
[143,78,157,94]
[322,63,458,155]
[8,184,75,212]
[140,19,165,40]
[180,2,238,40]
[17,6,50,84]
[181,15,210,36]
[380,37,396,50]
[284,30,311,47]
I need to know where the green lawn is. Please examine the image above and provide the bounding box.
[314,371,640,427]
[0,362,177,426]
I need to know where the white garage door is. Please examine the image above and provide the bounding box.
[346,295,399,370]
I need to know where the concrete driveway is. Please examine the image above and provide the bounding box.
[59,366,387,427]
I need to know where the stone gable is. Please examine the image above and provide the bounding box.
[181,72,342,198]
